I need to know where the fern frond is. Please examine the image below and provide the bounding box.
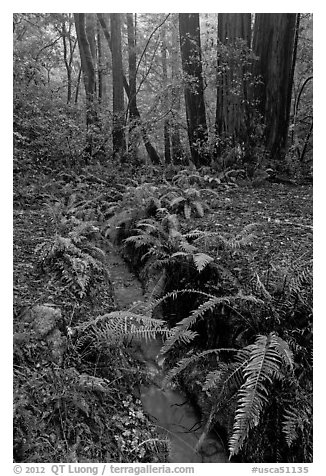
[192,200,205,217]
[229,333,294,456]
[163,348,224,385]
[282,391,312,448]
[160,293,256,355]
[164,292,261,354]
[184,203,191,219]
[193,252,214,272]
[176,240,197,254]
[203,350,250,393]
[124,233,157,249]
[170,196,185,208]
[76,311,170,345]
[282,407,299,446]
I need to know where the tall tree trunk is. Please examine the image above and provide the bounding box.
[127,13,137,120]
[161,23,171,164]
[62,20,72,104]
[215,14,252,152]
[252,13,298,163]
[74,13,98,157]
[170,19,184,164]
[179,13,208,167]
[85,14,97,64]
[97,17,104,102]
[97,13,161,165]
[127,13,139,161]
[74,64,82,104]
[62,14,77,104]
[110,13,126,157]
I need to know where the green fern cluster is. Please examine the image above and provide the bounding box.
[157,255,312,462]
[35,221,107,300]
[162,330,294,457]
[75,310,170,347]
[123,214,225,292]
[171,166,243,189]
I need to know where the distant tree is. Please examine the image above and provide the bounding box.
[179,13,209,167]
[161,23,171,164]
[74,13,98,157]
[252,13,298,163]
[290,14,313,170]
[97,17,104,103]
[215,13,252,151]
[98,13,161,165]
[127,13,139,161]
[110,13,126,157]
[60,14,77,104]
[170,18,184,164]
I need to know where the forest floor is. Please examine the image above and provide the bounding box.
[13,163,312,463]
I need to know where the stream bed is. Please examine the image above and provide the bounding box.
[139,338,228,463]
[105,246,229,463]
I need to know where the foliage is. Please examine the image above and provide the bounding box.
[75,309,170,346]
[14,330,167,463]
[229,333,293,455]
[13,11,312,465]
[157,254,312,462]
[34,206,107,300]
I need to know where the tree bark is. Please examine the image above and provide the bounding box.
[97,13,161,165]
[179,13,208,167]
[215,14,252,151]
[252,13,298,163]
[127,13,137,120]
[110,13,126,157]
[127,13,139,161]
[161,23,171,164]
[74,65,82,104]
[74,13,98,157]
[170,18,184,164]
[97,17,104,102]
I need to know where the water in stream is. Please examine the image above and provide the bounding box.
[106,248,228,463]
[139,338,229,463]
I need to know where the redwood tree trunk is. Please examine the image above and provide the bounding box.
[74,65,82,104]
[97,17,104,102]
[127,13,139,161]
[97,13,161,165]
[161,23,171,164]
[74,13,98,157]
[61,15,76,104]
[252,13,298,163]
[216,14,252,151]
[179,13,208,167]
[170,19,184,164]
[110,13,126,157]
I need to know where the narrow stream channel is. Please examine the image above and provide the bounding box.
[139,338,229,463]
[105,246,229,463]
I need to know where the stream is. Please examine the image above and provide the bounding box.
[105,246,229,463]
[139,338,228,463]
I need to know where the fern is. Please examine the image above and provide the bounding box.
[124,216,214,283]
[163,348,234,386]
[203,348,250,393]
[229,333,293,456]
[166,186,208,219]
[34,223,107,299]
[193,252,215,272]
[161,292,262,354]
[76,310,170,345]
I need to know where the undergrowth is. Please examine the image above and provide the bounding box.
[105,188,312,462]
[14,157,312,464]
